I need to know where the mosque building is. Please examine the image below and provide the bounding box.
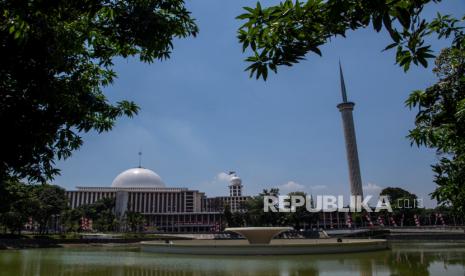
[65,168,248,232]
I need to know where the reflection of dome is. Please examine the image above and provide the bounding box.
[111,168,165,188]
[230,175,242,186]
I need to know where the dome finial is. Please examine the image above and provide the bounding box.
[138,151,142,168]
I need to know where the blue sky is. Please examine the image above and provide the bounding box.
[54,1,464,207]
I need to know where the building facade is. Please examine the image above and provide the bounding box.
[65,168,248,232]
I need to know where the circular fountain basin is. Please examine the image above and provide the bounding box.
[141,239,388,255]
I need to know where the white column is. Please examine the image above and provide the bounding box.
[174,193,178,212]
[156,193,160,213]
[70,192,75,208]
[161,193,164,213]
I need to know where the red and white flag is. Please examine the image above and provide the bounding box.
[365,214,374,227]
[346,213,353,228]
[414,214,421,227]
[436,213,446,226]
[377,216,385,227]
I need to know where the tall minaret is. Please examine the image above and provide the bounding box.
[337,63,364,198]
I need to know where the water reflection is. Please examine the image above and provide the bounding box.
[0,242,464,276]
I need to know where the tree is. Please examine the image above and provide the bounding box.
[33,184,68,234]
[0,0,198,183]
[379,187,418,226]
[0,181,38,235]
[223,204,233,226]
[286,191,315,230]
[89,198,118,232]
[237,0,464,80]
[63,197,118,232]
[406,48,465,216]
[125,211,145,232]
[61,197,118,232]
[61,208,83,233]
[223,204,247,227]
[380,187,418,209]
[243,188,290,226]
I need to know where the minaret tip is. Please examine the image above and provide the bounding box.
[339,61,348,103]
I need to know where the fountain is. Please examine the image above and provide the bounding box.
[225,227,293,244]
[141,227,388,255]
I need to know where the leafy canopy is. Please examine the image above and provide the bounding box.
[237,0,464,80]
[0,181,67,234]
[406,48,465,215]
[0,0,198,182]
[0,181,38,234]
[380,186,417,209]
[62,197,117,232]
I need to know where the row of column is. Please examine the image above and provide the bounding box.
[128,192,187,214]
[147,213,222,232]
[67,191,115,208]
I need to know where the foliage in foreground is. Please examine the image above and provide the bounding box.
[406,48,465,216]
[0,0,198,183]
[237,0,464,79]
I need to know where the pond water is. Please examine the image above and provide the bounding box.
[0,242,464,275]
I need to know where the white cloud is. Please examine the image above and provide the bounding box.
[310,185,327,190]
[279,181,305,193]
[277,181,327,194]
[216,172,233,182]
[362,182,384,205]
[195,172,233,197]
[363,182,383,195]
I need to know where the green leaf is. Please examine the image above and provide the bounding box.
[310,46,322,56]
[373,15,383,32]
[243,7,255,14]
[236,13,251,20]
[263,66,268,80]
[383,42,398,51]
[417,56,428,68]
[396,7,411,29]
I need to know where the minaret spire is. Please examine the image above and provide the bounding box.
[337,63,364,198]
[339,60,348,103]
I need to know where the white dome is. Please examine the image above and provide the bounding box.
[111,168,165,188]
[230,175,242,186]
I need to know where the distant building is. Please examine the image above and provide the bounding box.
[65,168,248,232]
[205,172,248,213]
